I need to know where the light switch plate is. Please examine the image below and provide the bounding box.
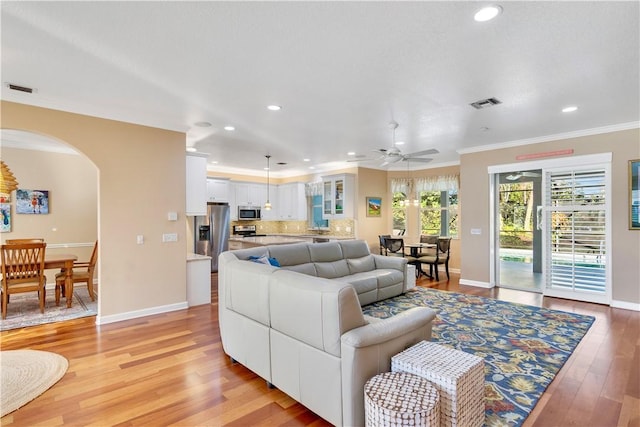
[471,228,482,235]
[167,212,178,221]
[162,233,178,242]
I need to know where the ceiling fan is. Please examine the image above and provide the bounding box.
[349,121,438,166]
[505,171,542,181]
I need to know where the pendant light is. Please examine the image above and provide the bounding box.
[402,160,419,207]
[0,160,19,195]
[264,155,272,211]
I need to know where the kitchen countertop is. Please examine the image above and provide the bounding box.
[229,235,308,246]
[187,253,212,261]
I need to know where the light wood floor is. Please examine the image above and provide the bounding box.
[1,273,638,426]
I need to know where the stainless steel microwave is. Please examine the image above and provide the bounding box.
[238,206,261,220]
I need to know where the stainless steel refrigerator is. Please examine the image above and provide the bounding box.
[194,202,230,272]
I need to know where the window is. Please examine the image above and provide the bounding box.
[419,190,458,237]
[391,191,407,231]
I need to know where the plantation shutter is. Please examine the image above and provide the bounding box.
[543,167,610,304]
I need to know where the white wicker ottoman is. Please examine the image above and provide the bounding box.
[391,341,485,427]
[364,371,440,427]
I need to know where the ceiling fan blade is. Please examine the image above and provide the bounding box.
[405,148,439,157]
[347,158,376,162]
[403,157,433,163]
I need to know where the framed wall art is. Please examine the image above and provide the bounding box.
[0,203,11,232]
[366,196,382,217]
[630,159,639,230]
[16,189,49,214]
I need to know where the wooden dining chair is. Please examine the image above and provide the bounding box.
[0,242,47,319]
[55,241,98,304]
[5,238,45,244]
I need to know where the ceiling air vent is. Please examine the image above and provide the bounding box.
[470,97,501,110]
[6,83,35,94]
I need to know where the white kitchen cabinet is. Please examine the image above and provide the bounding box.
[206,178,230,202]
[234,182,265,206]
[185,153,208,216]
[322,174,355,219]
[277,182,307,221]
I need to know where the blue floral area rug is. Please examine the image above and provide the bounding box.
[0,286,96,331]
[362,287,595,427]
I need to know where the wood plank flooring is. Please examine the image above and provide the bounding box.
[1,273,638,426]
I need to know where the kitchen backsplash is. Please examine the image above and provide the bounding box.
[230,219,355,237]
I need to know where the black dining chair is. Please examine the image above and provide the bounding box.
[378,235,391,255]
[417,236,452,281]
[381,237,419,276]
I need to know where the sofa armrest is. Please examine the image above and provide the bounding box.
[371,253,407,271]
[341,307,436,348]
[339,307,436,427]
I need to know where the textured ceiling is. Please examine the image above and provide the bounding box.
[1,1,638,177]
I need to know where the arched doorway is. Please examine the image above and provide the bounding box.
[1,129,100,322]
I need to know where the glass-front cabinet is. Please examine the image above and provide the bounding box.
[322,174,354,219]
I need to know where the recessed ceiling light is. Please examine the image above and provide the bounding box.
[267,105,282,111]
[395,141,405,146]
[474,5,502,22]
[303,158,311,162]
[309,166,315,170]
[186,147,197,152]
[224,125,235,131]
[209,161,218,164]
[562,106,578,113]
[347,151,356,156]
[194,121,212,127]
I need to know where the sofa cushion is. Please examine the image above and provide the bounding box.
[315,260,350,279]
[309,242,343,262]
[269,243,312,267]
[375,269,405,289]
[282,262,317,276]
[347,255,375,274]
[341,272,378,295]
[339,240,371,259]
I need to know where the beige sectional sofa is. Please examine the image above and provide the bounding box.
[218,240,436,426]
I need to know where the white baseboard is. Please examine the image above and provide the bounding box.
[610,300,640,312]
[96,301,189,325]
[459,278,494,288]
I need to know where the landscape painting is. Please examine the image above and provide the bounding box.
[16,189,50,214]
[366,197,381,217]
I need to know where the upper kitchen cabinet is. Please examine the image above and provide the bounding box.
[186,153,208,216]
[322,174,355,219]
[277,182,307,221]
[234,182,265,206]
[206,177,230,202]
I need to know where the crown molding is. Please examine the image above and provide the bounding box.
[457,122,639,155]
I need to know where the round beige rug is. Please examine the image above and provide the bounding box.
[1,350,69,417]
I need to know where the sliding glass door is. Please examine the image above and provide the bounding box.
[490,153,611,305]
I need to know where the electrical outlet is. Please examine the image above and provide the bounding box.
[137,235,144,244]
[346,227,351,233]
[162,233,178,242]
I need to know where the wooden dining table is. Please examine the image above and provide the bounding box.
[45,254,78,308]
